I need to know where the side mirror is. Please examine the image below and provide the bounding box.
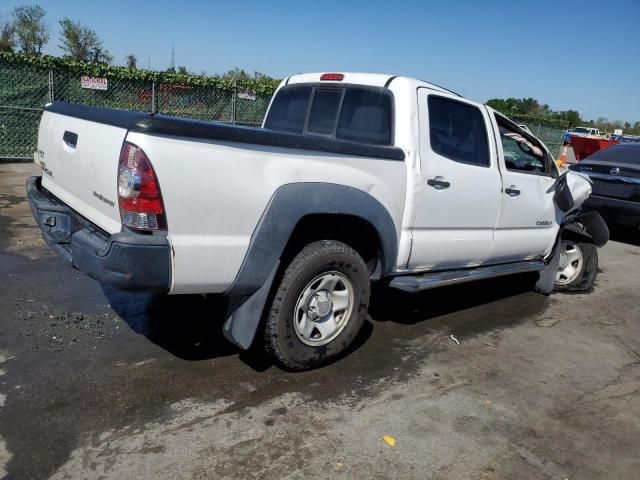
[553,171,574,212]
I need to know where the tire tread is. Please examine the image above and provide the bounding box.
[264,240,370,370]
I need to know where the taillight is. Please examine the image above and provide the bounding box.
[117,142,166,230]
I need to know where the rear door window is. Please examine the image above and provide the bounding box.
[264,85,393,146]
[428,96,490,167]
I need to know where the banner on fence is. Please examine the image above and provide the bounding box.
[237,89,256,101]
[80,76,108,91]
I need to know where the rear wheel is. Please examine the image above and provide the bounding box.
[263,240,370,371]
[554,225,598,292]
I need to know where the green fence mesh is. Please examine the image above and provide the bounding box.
[52,70,154,112]
[1,59,569,161]
[0,107,42,159]
[155,83,233,122]
[0,62,50,108]
[0,62,49,159]
[0,59,273,160]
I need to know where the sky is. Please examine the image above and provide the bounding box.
[2,0,639,122]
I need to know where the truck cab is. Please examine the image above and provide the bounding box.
[267,74,579,272]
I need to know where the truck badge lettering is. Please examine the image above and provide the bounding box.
[93,191,115,208]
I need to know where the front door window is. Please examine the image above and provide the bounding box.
[498,121,548,175]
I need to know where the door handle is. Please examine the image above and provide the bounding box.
[63,131,78,148]
[505,186,521,196]
[427,177,450,190]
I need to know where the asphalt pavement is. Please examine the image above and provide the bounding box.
[1,163,639,479]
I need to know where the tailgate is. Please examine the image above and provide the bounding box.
[37,110,125,234]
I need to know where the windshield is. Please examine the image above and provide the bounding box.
[573,127,590,134]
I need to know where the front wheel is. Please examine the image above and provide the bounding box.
[554,226,599,292]
[263,240,371,371]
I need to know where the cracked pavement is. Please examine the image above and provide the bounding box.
[1,163,639,479]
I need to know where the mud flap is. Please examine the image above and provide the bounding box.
[534,241,562,295]
[223,261,280,350]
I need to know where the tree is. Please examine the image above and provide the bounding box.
[91,45,113,64]
[486,98,511,114]
[563,110,581,127]
[550,109,582,127]
[177,65,188,74]
[487,97,588,128]
[0,20,15,52]
[224,67,250,80]
[13,5,49,55]
[125,54,137,69]
[253,70,273,81]
[58,17,112,64]
[224,67,272,81]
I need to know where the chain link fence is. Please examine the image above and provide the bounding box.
[1,60,273,160]
[2,58,571,162]
[0,62,49,159]
[509,114,568,159]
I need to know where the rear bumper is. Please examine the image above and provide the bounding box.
[584,195,640,227]
[27,176,171,292]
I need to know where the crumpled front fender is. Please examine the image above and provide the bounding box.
[566,170,592,210]
[558,170,608,246]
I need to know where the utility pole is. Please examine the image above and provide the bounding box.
[170,43,175,70]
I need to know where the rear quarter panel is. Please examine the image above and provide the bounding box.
[125,132,407,294]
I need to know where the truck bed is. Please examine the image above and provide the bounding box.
[45,102,405,161]
[36,101,408,294]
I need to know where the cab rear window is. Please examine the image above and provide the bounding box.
[262,86,311,134]
[264,85,393,146]
[307,89,342,135]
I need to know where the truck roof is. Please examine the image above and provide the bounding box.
[285,72,462,97]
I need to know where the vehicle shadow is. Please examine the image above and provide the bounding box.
[608,225,640,247]
[369,272,544,338]
[102,286,243,357]
[102,285,374,371]
[103,273,541,368]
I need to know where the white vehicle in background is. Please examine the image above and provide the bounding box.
[563,126,602,145]
[28,72,608,370]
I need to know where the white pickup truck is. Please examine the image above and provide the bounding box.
[562,126,602,145]
[28,72,609,370]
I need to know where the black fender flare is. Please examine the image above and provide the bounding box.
[223,182,399,349]
[572,211,609,247]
